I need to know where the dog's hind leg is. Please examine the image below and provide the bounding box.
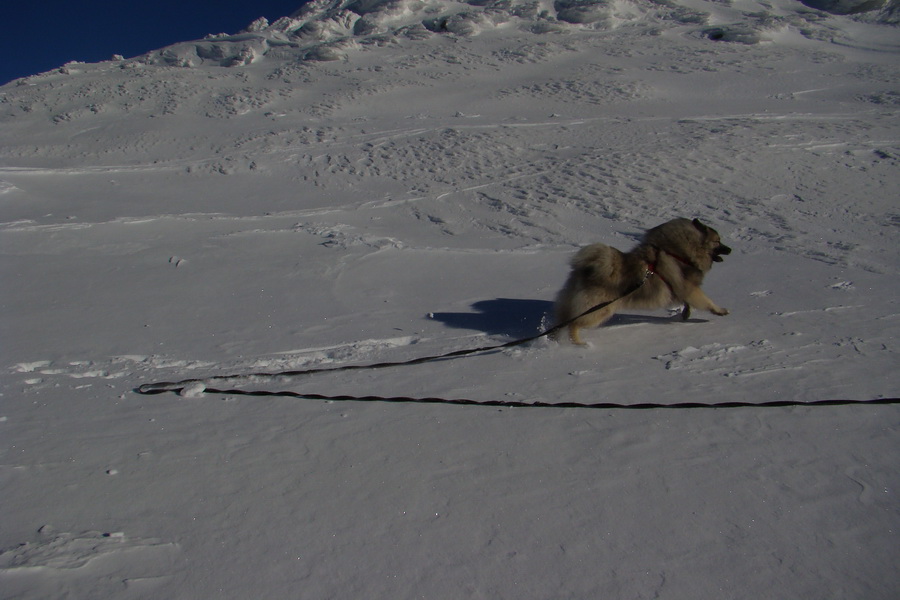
[568,324,586,345]
[567,303,617,345]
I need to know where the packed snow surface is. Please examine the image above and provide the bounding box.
[1,0,898,598]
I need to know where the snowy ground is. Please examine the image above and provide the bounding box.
[1,0,898,598]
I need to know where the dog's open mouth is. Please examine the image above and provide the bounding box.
[712,244,732,262]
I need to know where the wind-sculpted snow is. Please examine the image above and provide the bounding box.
[801,0,898,20]
[103,0,893,70]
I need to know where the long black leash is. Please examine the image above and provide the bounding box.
[189,388,900,410]
[138,270,652,396]
[135,270,898,410]
[136,311,559,395]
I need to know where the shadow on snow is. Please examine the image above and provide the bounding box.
[430,298,708,338]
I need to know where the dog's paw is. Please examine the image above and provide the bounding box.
[711,307,729,316]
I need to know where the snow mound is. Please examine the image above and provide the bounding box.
[800,0,894,17]
[5,0,891,80]
[129,0,893,71]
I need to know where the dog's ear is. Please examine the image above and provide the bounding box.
[692,218,708,232]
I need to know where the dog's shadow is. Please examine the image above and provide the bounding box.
[430,298,709,338]
[606,313,710,326]
[430,298,554,338]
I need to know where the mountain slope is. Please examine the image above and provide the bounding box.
[1,1,898,598]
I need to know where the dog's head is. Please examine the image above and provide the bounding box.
[693,218,732,263]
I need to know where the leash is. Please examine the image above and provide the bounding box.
[137,271,653,396]
[167,388,900,410]
[134,266,899,410]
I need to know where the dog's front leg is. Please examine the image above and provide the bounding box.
[684,287,729,316]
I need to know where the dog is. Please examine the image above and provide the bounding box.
[552,218,731,345]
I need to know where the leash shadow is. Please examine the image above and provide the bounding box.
[430,298,554,338]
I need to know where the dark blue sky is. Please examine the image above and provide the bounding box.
[1,1,309,85]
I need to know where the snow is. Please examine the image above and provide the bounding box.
[1,0,898,597]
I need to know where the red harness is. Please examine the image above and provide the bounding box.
[645,248,693,295]
[645,260,672,293]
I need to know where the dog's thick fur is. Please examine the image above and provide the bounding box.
[552,218,731,345]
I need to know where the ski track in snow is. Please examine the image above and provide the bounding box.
[2,1,899,598]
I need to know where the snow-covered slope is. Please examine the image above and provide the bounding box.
[1,1,898,598]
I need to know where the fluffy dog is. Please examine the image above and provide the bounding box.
[552,218,731,345]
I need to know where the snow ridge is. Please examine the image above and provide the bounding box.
[123,0,897,68]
